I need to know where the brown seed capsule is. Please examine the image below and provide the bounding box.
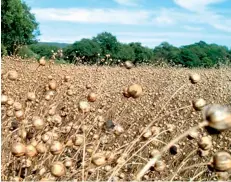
[22,159,32,168]
[150,149,160,158]
[39,167,47,176]
[73,135,84,146]
[105,151,115,163]
[36,142,47,154]
[13,102,22,111]
[127,84,142,98]
[213,151,231,171]
[64,158,73,167]
[27,92,36,101]
[216,171,229,181]
[42,133,50,142]
[198,136,212,150]
[52,114,62,124]
[86,84,91,89]
[87,93,97,102]
[30,139,38,147]
[193,98,206,111]
[7,110,14,117]
[67,90,73,96]
[123,87,130,98]
[15,110,24,119]
[92,153,107,166]
[143,129,152,139]
[151,126,160,136]
[8,70,18,80]
[124,61,133,69]
[48,75,53,80]
[11,142,26,157]
[203,104,231,131]
[39,57,46,66]
[26,144,38,157]
[45,94,51,101]
[188,129,199,140]
[18,127,27,139]
[189,73,200,84]
[7,97,14,106]
[86,145,94,154]
[65,139,73,147]
[93,134,99,140]
[198,149,210,157]
[48,107,56,116]
[104,165,112,172]
[114,124,124,135]
[154,160,166,172]
[50,141,63,155]
[1,94,8,104]
[49,80,57,90]
[166,124,175,132]
[32,116,45,130]
[78,101,90,113]
[50,162,66,177]
[64,75,70,82]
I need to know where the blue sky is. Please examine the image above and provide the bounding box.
[24,0,231,48]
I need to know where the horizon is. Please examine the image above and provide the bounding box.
[37,39,230,50]
[24,0,231,48]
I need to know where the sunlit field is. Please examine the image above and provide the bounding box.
[1,56,231,181]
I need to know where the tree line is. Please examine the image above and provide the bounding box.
[1,0,231,68]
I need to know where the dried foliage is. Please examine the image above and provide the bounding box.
[1,56,231,181]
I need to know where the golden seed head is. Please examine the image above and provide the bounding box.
[213,151,231,171]
[203,104,231,131]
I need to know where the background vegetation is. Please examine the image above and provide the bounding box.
[1,0,231,68]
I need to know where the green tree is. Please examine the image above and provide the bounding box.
[92,32,119,57]
[129,42,153,64]
[17,45,39,59]
[179,48,201,67]
[116,43,135,62]
[1,0,40,55]
[64,38,101,64]
[153,42,180,65]
[29,44,59,59]
[1,44,8,56]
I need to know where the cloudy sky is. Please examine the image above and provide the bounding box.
[24,0,231,48]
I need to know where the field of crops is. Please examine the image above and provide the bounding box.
[1,56,231,181]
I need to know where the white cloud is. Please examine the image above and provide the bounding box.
[116,31,231,39]
[31,4,231,35]
[172,0,231,32]
[153,15,175,25]
[39,35,92,43]
[183,25,204,31]
[174,0,226,12]
[119,37,168,43]
[32,8,151,25]
[152,7,231,33]
[113,0,142,6]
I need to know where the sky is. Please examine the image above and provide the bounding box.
[24,0,231,48]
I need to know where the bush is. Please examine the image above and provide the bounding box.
[1,44,8,56]
[29,44,59,59]
[17,46,39,59]
[55,59,69,64]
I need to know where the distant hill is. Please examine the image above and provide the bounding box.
[37,42,71,48]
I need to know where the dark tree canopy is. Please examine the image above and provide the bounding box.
[1,0,40,55]
[116,43,135,61]
[92,32,119,57]
[31,33,230,68]
[63,38,101,64]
